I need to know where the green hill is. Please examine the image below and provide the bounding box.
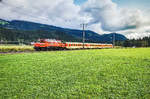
[0,19,127,43]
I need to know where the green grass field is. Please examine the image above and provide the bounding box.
[0,48,150,99]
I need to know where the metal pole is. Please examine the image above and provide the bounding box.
[113,33,115,48]
[82,24,85,49]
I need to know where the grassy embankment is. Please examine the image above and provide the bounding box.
[0,45,34,52]
[0,48,150,98]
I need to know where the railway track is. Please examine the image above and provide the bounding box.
[0,48,105,54]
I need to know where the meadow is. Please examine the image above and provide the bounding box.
[0,45,34,53]
[0,48,150,99]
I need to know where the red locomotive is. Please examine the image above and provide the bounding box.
[34,39,113,51]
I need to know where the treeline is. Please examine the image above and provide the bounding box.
[116,37,150,47]
[2,27,150,47]
[0,27,111,44]
[0,27,82,43]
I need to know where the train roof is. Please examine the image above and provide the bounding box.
[66,42,112,45]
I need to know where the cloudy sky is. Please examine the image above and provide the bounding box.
[0,0,150,39]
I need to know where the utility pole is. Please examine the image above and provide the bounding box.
[81,23,87,49]
[113,33,115,48]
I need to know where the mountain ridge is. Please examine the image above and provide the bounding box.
[0,19,127,43]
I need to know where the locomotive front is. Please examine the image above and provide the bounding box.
[34,39,66,51]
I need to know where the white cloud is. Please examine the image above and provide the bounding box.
[118,26,150,39]
[0,0,150,39]
[81,0,150,31]
[80,0,150,38]
[0,0,82,29]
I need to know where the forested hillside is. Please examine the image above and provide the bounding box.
[0,19,127,43]
[0,28,81,42]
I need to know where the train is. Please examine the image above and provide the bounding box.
[34,39,113,51]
